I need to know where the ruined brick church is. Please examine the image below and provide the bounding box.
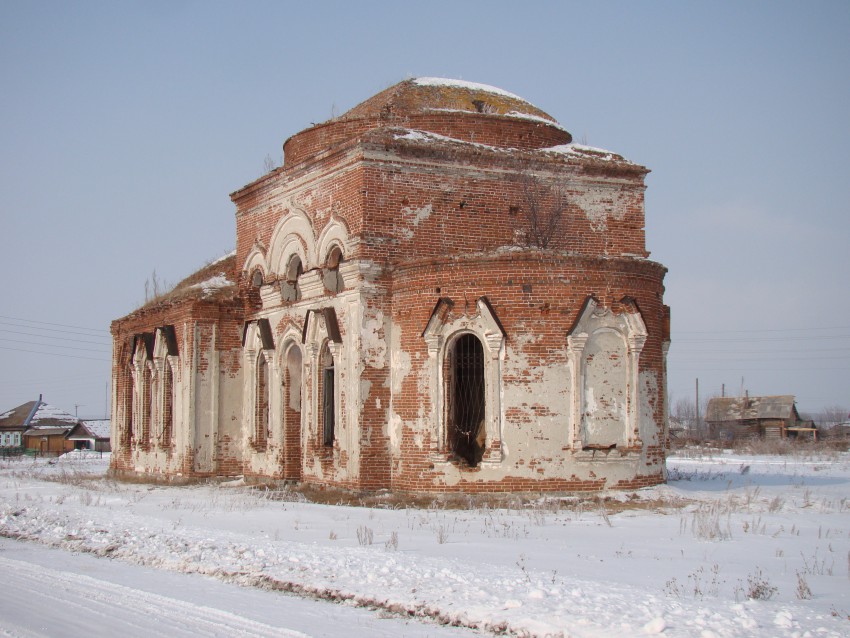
[111,78,670,491]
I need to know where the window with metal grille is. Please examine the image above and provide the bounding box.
[321,346,335,446]
[446,333,486,466]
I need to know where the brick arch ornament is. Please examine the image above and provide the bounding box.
[267,206,317,275]
[242,242,268,283]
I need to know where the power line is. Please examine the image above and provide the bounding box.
[0,319,111,341]
[0,338,110,354]
[0,328,111,347]
[675,326,850,334]
[676,335,850,344]
[0,314,109,334]
[0,346,110,362]
[674,366,850,372]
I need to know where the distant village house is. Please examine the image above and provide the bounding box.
[705,395,816,441]
[0,395,111,455]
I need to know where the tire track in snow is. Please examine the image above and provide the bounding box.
[0,555,308,638]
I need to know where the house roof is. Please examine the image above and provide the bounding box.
[0,398,78,429]
[0,401,38,428]
[706,395,797,423]
[81,419,111,439]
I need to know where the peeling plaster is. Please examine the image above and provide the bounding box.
[361,310,386,369]
[639,370,660,446]
[398,204,433,239]
[359,379,372,413]
[572,184,633,232]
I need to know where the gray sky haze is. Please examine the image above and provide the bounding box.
[1,1,848,419]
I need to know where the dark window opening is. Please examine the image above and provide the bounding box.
[255,355,269,448]
[321,346,335,447]
[281,255,304,302]
[162,362,173,447]
[446,334,486,467]
[125,368,134,445]
[141,365,153,447]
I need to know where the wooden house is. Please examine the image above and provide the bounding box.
[705,395,816,440]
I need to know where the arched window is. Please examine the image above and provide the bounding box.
[445,333,486,467]
[323,246,344,293]
[142,363,153,448]
[125,364,135,446]
[161,360,174,448]
[281,255,303,302]
[319,343,335,446]
[255,353,270,449]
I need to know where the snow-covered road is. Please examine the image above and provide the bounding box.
[0,538,473,638]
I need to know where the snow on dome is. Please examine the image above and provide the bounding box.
[413,77,526,102]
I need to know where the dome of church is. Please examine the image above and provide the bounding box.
[283,78,571,168]
[340,77,560,125]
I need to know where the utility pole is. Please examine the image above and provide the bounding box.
[695,378,700,435]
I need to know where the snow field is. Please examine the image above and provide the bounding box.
[0,450,848,637]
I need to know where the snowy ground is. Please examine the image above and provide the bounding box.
[0,450,848,637]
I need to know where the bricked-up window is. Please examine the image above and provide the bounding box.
[446,334,486,467]
[161,361,174,447]
[255,353,270,449]
[320,344,335,446]
[281,255,304,302]
[582,330,627,449]
[282,343,303,480]
[250,268,264,288]
[323,246,344,294]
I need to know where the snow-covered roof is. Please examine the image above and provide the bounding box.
[82,419,111,439]
[544,143,632,163]
[123,252,238,316]
[29,402,78,425]
[192,273,235,297]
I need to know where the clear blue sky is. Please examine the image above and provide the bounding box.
[1,1,848,419]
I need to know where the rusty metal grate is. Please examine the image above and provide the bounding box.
[447,334,485,466]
